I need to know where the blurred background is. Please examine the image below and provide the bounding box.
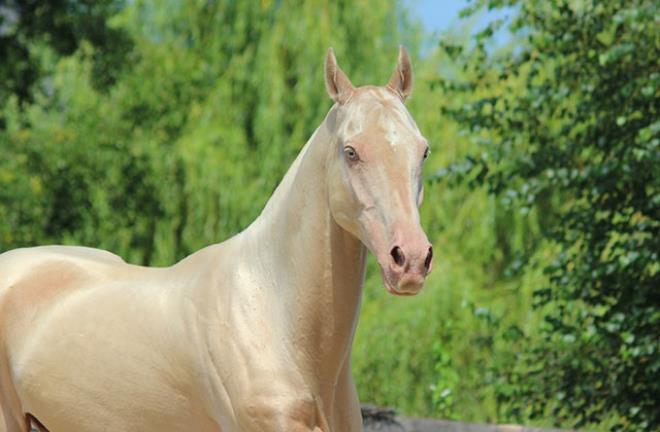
[0,1,657,431]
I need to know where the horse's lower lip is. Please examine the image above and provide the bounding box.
[386,286,419,296]
[382,271,424,296]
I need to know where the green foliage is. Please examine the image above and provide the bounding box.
[441,0,659,429]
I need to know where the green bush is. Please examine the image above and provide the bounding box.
[442,1,659,429]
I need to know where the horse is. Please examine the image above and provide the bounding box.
[0,46,432,432]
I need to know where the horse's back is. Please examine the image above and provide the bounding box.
[1,245,123,300]
[0,245,124,280]
[0,246,127,349]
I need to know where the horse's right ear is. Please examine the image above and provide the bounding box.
[324,48,355,104]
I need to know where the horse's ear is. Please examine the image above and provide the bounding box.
[324,48,355,104]
[387,45,413,101]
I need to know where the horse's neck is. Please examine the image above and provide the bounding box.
[247,109,367,382]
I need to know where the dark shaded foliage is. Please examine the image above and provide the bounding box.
[0,0,132,106]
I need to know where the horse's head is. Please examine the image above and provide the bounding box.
[324,47,432,296]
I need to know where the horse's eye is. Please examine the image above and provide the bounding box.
[423,147,430,160]
[344,146,359,162]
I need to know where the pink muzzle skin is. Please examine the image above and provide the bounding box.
[359,216,432,295]
[381,235,433,296]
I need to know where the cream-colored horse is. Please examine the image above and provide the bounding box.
[0,47,432,432]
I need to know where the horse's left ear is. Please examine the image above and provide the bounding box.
[387,45,413,101]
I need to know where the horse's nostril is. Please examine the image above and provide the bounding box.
[424,246,433,270]
[390,246,405,267]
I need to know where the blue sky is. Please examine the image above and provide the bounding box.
[407,0,470,33]
[406,0,514,46]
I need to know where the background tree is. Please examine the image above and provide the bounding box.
[439,0,659,429]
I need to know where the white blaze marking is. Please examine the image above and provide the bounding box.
[386,122,400,148]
